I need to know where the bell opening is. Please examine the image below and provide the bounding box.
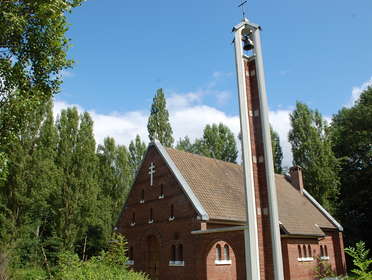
[243,35,254,51]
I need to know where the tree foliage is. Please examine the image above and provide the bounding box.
[270,126,283,174]
[288,102,340,213]
[345,241,372,280]
[128,135,147,177]
[176,123,238,163]
[331,88,372,249]
[147,88,174,147]
[0,0,83,178]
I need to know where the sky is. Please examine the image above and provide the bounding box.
[56,0,372,167]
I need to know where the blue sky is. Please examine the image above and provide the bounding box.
[56,0,372,166]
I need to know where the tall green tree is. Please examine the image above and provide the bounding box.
[147,88,174,147]
[97,138,131,232]
[201,123,238,163]
[288,102,340,213]
[176,124,238,163]
[0,101,58,265]
[0,0,84,178]
[331,88,372,249]
[128,135,147,177]
[270,126,283,174]
[54,108,99,251]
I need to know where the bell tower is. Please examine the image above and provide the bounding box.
[233,18,284,280]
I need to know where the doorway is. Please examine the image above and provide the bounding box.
[147,235,160,280]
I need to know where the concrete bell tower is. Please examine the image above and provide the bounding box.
[233,18,284,280]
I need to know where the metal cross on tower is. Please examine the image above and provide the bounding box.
[148,162,156,186]
[238,0,248,20]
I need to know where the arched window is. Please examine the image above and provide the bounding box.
[178,244,183,261]
[224,244,230,260]
[303,245,307,258]
[308,245,312,257]
[129,246,134,260]
[216,244,222,261]
[171,245,176,262]
[170,204,174,218]
[325,245,328,257]
[131,212,135,224]
[150,208,153,221]
[298,245,302,258]
[320,245,324,257]
[160,184,164,198]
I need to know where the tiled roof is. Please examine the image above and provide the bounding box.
[165,147,337,236]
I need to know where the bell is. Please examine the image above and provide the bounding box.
[243,35,254,51]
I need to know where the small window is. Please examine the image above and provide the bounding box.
[308,245,312,257]
[325,245,328,257]
[303,245,307,258]
[298,245,302,258]
[129,246,134,260]
[224,245,230,260]
[171,245,176,262]
[131,212,136,225]
[320,245,324,257]
[141,189,145,202]
[149,208,154,222]
[178,244,183,261]
[216,245,222,261]
[159,184,164,198]
[171,204,174,218]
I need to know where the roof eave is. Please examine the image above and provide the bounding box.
[303,189,343,231]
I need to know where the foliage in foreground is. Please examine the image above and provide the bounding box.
[344,241,372,280]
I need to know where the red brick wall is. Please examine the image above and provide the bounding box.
[206,240,237,280]
[244,57,274,280]
[117,146,201,280]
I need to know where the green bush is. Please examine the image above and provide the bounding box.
[344,241,372,280]
[55,234,148,280]
[10,267,47,280]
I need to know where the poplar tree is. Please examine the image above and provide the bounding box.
[97,138,131,230]
[128,135,147,177]
[147,88,174,147]
[331,88,372,248]
[270,126,283,174]
[288,102,340,213]
[54,108,98,250]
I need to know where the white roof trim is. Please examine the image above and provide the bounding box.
[303,189,343,231]
[151,141,209,221]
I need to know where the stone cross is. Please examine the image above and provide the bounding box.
[148,162,156,186]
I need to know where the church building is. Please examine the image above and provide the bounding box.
[116,141,346,280]
[117,16,346,280]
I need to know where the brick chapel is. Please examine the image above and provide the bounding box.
[117,18,346,280]
[116,141,346,280]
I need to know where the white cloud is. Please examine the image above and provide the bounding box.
[348,77,372,107]
[268,110,292,168]
[54,95,293,169]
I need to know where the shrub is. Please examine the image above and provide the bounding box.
[55,234,148,280]
[344,241,372,280]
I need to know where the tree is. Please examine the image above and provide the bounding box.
[331,88,372,249]
[97,138,131,234]
[0,0,84,179]
[270,126,283,174]
[288,102,340,213]
[128,135,147,178]
[176,136,204,155]
[54,108,99,251]
[147,88,174,147]
[201,123,238,163]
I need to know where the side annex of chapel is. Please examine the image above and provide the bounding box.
[116,141,346,280]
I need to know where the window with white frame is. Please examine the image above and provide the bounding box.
[297,244,314,262]
[215,243,232,265]
[169,244,184,266]
[320,244,330,260]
